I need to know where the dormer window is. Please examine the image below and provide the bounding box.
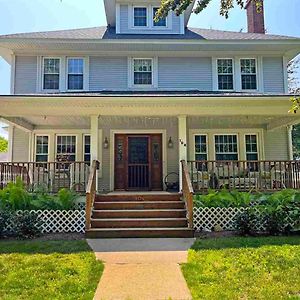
[153,8,166,27]
[134,7,147,27]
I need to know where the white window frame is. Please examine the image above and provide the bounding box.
[216,58,235,91]
[152,6,167,27]
[244,133,259,160]
[194,134,208,161]
[240,58,258,91]
[55,134,78,162]
[35,135,50,163]
[129,57,157,88]
[83,134,91,163]
[66,57,85,92]
[42,57,61,91]
[133,6,149,28]
[214,133,239,161]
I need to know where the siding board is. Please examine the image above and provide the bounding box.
[264,127,288,160]
[263,57,285,93]
[12,128,29,162]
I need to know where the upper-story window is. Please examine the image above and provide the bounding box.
[67,58,84,90]
[217,59,234,90]
[153,7,166,27]
[241,59,257,90]
[134,7,147,27]
[133,59,153,86]
[43,58,60,90]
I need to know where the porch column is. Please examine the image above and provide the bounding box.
[90,115,99,191]
[287,125,293,160]
[178,115,187,191]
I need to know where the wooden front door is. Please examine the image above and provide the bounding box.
[114,134,163,191]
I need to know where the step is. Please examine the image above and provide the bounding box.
[91,218,188,228]
[95,194,181,202]
[92,209,186,219]
[86,227,194,238]
[93,201,185,210]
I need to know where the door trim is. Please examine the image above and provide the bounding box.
[110,129,167,191]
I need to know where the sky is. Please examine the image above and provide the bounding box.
[0,0,299,137]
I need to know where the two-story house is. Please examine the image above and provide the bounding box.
[0,0,300,237]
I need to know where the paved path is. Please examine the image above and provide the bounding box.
[87,238,195,300]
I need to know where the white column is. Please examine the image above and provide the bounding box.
[8,125,14,161]
[91,115,99,191]
[287,125,293,160]
[178,115,187,191]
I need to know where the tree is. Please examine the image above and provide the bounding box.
[156,0,263,20]
[0,136,8,153]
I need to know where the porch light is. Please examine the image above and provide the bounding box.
[168,137,174,149]
[103,137,109,149]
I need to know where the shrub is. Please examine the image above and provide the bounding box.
[235,208,261,235]
[0,210,11,237]
[11,211,42,239]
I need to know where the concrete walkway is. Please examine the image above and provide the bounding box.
[87,238,195,300]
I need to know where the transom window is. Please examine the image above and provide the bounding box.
[153,7,166,27]
[241,59,257,90]
[217,59,234,90]
[35,136,49,162]
[84,135,91,164]
[43,58,60,90]
[134,7,147,27]
[56,135,76,162]
[215,134,238,160]
[133,59,152,85]
[67,58,84,90]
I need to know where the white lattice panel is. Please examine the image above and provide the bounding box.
[8,210,85,233]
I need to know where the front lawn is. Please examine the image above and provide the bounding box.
[182,236,300,300]
[0,240,103,300]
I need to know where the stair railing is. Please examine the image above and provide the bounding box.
[181,160,194,229]
[85,160,99,231]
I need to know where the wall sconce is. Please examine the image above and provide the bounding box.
[168,137,174,149]
[103,137,109,149]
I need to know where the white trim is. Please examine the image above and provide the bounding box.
[10,54,15,94]
[283,56,289,94]
[179,14,185,35]
[257,56,264,92]
[287,125,293,160]
[116,3,121,34]
[109,129,167,191]
[36,56,42,93]
[8,125,14,161]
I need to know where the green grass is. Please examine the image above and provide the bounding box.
[0,240,104,300]
[182,236,300,300]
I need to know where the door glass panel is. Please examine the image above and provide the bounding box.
[153,143,160,162]
[128,137,148,164]
[117,141,123,161]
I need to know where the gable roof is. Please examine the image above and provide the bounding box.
[0,26,298,41]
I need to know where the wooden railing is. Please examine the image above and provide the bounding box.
[181,160,194,228]
[187,160,300,192]
[0,161,90,193]
[85,160,99,231]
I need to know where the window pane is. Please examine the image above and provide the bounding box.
[44,74,59,90]
[153,8,166,26]
[134,72,152,85]
[133,59,152,85]
[242,75,257,90]
[44,58,59,74]
[134,7,147,26]
[56,135,76,161]
[241,59,256,74]
[68,74,83,90]
[68,58,83,74]
[84,135,91,163]
[218,75,233,90]
[36,136,48,162]
[215,135,238,161]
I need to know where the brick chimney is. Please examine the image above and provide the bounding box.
[245,0,265,34]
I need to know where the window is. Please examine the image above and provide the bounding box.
[153,7,166,27]
[241,59,257,90]
[194,135,207,161]
[245,134,259,171]
[215,134,238,160]
[217,59,234,90]
[134,7,147,27]
[133,59,152,85]
[56,135,76,162]
[35,136,49,162]
[43,58,60,90]
[67,58,84,90]
[84,135,91,163]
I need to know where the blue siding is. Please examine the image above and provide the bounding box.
[158,57,212,90]
[89,57,128,90]
[263,57,285,93]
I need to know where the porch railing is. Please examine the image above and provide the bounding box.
[0,161,90,193]
[187,160,300,192]
[181,160,194,228]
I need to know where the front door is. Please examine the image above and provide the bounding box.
[114,134,163,191]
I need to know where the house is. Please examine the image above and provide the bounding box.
[0,0,300,237]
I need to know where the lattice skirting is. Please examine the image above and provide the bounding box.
[9,210,86,233]
[193,207,295,232]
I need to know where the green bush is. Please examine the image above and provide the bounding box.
[0,210,11,237]
[235,208,260,235]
